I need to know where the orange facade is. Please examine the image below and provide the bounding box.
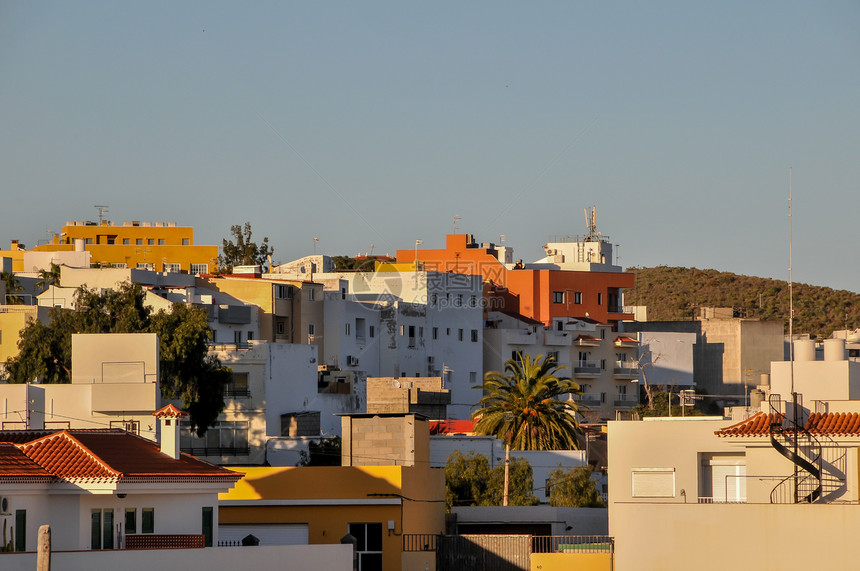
[397,234,634,325]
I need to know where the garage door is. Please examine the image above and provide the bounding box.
[219,524,309,546]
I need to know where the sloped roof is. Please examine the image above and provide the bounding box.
[0,429,242,484]
[715,411,860,438]
[0,444,54,482]
[615,336,639,344]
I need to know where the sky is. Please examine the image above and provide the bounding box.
[2,2,859,291]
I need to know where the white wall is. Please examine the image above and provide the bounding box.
[0,544,352,571]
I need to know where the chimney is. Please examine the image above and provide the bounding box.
[152,404,187,460]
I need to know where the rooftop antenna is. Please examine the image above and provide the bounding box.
[584,206,600,242]
[788,168,794,394]
[453,214,462,234]
[313,237,319,255]
[368,243,374,256]
[94,205,109,225]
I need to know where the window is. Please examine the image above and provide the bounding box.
[225,372,250,398]
[573,292,582,304]
[190,263,208,275]
[15,510,25,552]
[308,323,315,337]
[122,238,130,245]
[400,325,405,336]
[125,508,137,535]
[181,421,249,455]
[432,327,438,340]
[158,239,165,245]
[90,509,114,549]
[348,523,383,571]
[597,292,603,305]
[341,288,347,300]
[701,454,747,502]
[136,238,143,245]
[202,507,214,547]
[142,508,154,534]
[182,238,190,245]
[446,328,451,336]
[470,372,478,385]
[600,359,606,370]
[418,326,424,338]
[234,330,242,344]
[556,320,564,331]
[471,329,478,342]
[369,325,375,338]
[632,468,675,498]
[599,329,606,339]
[617,384,627,398]
[136,263,155,270]
[458,329,464,341]
[147,239,155,245]
[277,321,285,335]
[163,262,180,273]
[345,323,351,336]
[547,350,559,363]
[307,288,315,301]
[85,238,93,245]
[553,291,564,303]
[276,284,293,299]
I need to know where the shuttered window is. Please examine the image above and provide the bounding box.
[632,468,675,497]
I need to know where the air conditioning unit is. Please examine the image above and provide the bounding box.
[545,248,557,256]
[347,356,359,367]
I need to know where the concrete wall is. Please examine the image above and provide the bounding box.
[612,503,860,571]
[342,414,429,467]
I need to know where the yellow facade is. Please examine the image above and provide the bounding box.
[220,465,445,571]
[32,220,218,273]
[531,553,613,571]
[0,306,50,366]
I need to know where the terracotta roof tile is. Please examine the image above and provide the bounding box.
[715,412,782,437]
[0,429,241,483]
[615,336,639,344]
[0,444,54,481]
[716,411,860,437]
[429,419,477,435]
[153,404,187,419]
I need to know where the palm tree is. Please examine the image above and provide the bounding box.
[472,353,583,504]
[1,271,24,304]
[36,263,61,292]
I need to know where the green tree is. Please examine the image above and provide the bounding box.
[473,353,583,451]
[1,272,24,305]
[444,451,538,511]
[297,436,342,466]
[547,465,605,508]
[35,263,61,291]
[3,282,230,435]
[219,222,274,272]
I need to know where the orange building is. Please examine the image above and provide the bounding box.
[397,234,634,326]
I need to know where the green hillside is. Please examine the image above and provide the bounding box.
[624,267,860,338]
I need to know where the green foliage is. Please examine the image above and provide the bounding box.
[331,256,384,272]
[219,222,274,272]
[1,272,24,304]
[626,266,860,338]
[473,353,583,451]
[444,451,539,511]
[547,465,605,508]
[3,282,230,435]
[297,436,342,466]
[632,390,705,418]
[35,263,61,291]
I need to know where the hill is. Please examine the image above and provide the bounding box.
[624,267,860,338]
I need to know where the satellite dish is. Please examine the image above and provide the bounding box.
[392,380,401,388]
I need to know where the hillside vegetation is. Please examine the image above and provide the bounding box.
[625,267,860,338]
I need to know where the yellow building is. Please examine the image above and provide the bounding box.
[33,219,218,274]
[220,413,445,571]
[0,305,50,369]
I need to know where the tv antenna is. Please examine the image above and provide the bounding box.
[94,205,109,225]
[584,206,600,242]
[453,214,461,233]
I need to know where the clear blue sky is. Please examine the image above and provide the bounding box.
[2,2,859,291]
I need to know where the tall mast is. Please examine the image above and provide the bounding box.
[788,168,794,394]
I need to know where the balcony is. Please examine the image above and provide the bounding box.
[613,361,639,379]
[543,331,571,347]
[504,329,537,346]
[573,360,600,377]
[573,393,601,407]
[614,336,639,348]
[613,395,639,408]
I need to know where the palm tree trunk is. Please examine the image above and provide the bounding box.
[503,443,510,506]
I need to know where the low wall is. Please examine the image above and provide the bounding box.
[531,552,612,571]
[0,544,352,571]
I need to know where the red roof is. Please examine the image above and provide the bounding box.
[716,411,860,437]
[429,419,477,435]
[0,444,54,482]
[615,336,639,344]
[0,429,242,484]
[575,335,602,342]
[153,403,187,419]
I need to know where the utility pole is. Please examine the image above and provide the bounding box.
[37,525,51,571]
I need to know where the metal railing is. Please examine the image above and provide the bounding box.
[403,534,437,552]
[532,535,614,554]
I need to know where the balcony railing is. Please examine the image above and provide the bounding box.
[574,393,601,407]
[613,396,639,407]
[574,361,600,376]
[532,535,614,554]
[613,362,639,378]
